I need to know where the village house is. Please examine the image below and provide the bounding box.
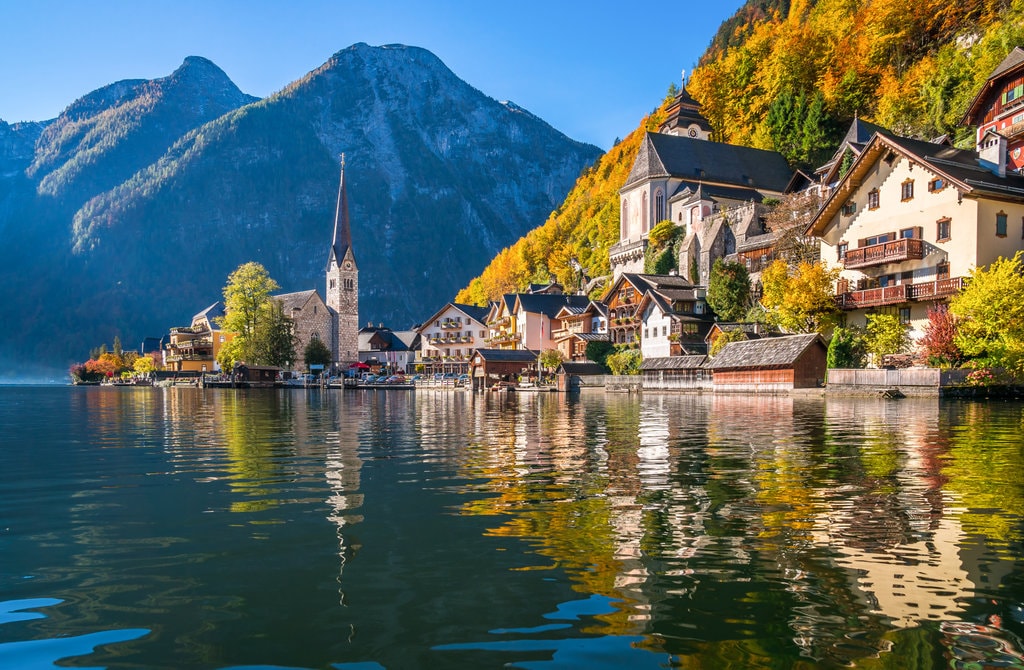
[602,273,712,355]
[416,302,489,375]
[164,302,236,373]
[358,324,419,374]
[551,300,608,362]
[806,131,1024,339]
[484,290,591,354]
[807,50,1024,340]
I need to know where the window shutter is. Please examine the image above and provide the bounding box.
[915,226,923,239]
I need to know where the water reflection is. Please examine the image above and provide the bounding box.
[4,387,1024,668]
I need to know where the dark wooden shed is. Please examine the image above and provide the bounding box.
[708,333,826,392]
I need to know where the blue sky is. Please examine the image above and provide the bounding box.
[0,1,744,149]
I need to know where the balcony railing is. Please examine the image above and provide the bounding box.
[838,276,965,309]
[907,276,965,300]
[843,238,925,269]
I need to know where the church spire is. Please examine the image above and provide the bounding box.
[328,154,354,268]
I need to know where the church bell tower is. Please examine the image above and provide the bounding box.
[326,155,359,365]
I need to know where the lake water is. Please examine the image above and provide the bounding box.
[2,386,1024,669]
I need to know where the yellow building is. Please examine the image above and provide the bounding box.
[164,302,237,373]
[807,131,1024,339]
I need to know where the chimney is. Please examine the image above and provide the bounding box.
[978,130,1007,178]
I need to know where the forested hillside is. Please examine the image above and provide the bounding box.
[457,0,1024,305]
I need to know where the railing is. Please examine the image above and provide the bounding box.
[839,276,966,309]
[609,238,647,259]
[837,284,909,309]
[843,238,924,269]
[165,353,211,363]
[439,320,461,329]
[907,276,965,300]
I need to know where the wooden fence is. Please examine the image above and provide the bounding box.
[826,367,970,393]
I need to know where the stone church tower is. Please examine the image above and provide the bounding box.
[326,157,359,366]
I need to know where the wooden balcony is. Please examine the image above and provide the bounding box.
[907,276,965,300]
[838,276,966,310]
[837,284,909,309]
[843,238,924,269]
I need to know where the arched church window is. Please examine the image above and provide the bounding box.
[655,190,665,223]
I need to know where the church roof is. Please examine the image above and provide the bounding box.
[623,132,792,193]
[274,289,320,313]
[658,82,713,135]
[327,159,355,270]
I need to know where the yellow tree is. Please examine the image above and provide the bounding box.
[760,259,842,334]
[949,251,1024,372]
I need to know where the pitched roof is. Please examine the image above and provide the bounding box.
[358,328,414,352]
[274,289,319,312]
[623,132,793,193]
[454,303,490,324]
[808,131,1024,236]
[963,47,1024,125]
[473,348,539,362]
[669,180,766,204]
[193,302,225,324]
[640,355,708,371]
[515,293,591,319]
[708,333,822,370]
[558,361,607,375]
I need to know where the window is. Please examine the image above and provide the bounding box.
[997,211,1008,237]
[344,278,354,290]
[901,179,914,201]
[900,271,914,284]
[662,325,667,337]
[681,323,699,335]
[329,278,337,289]
[867,189,880,210]
[837,242,848,261]
[641,192,648,233]
[937,261,950,279]
[621,201,629,237]
[862,233,890,246]
[644,328,648,338]
[928,178,946,192]
[937,218,951,242]
[655,190,665,223]
[899,307,911,324]
[899,227,920,239]
[841,201,857,216]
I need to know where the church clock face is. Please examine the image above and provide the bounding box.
[689,128,698,138]
[344,261,352,269]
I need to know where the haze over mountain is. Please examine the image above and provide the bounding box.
[0,43,601,373]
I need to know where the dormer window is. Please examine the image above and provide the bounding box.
[901,179,914,201]
[867,188,880,210]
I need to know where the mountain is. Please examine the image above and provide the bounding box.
[0,44,601,372]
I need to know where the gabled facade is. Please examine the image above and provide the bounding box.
[633,276,713,358]
[602,273,711,351]
[359,324,419,373]
[807,131,1024,338]
[485,295,520,349]
[274,289,332,370]
[709,333,827,391]
[512,293,592,352]
[551,300,608,362]
[164,302,236,373]
[962,46,1024,174]
[417,302,489,373]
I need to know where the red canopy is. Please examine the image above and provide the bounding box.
[349,362,370,369]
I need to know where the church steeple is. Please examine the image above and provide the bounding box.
[328,154,355,269]
[325,154,359,366]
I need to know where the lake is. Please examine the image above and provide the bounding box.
[2,386,1024,669]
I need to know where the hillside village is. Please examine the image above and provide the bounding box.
[80,47,1024,394]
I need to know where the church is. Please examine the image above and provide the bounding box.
[164,158,359,373]
[611,75,794,285]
